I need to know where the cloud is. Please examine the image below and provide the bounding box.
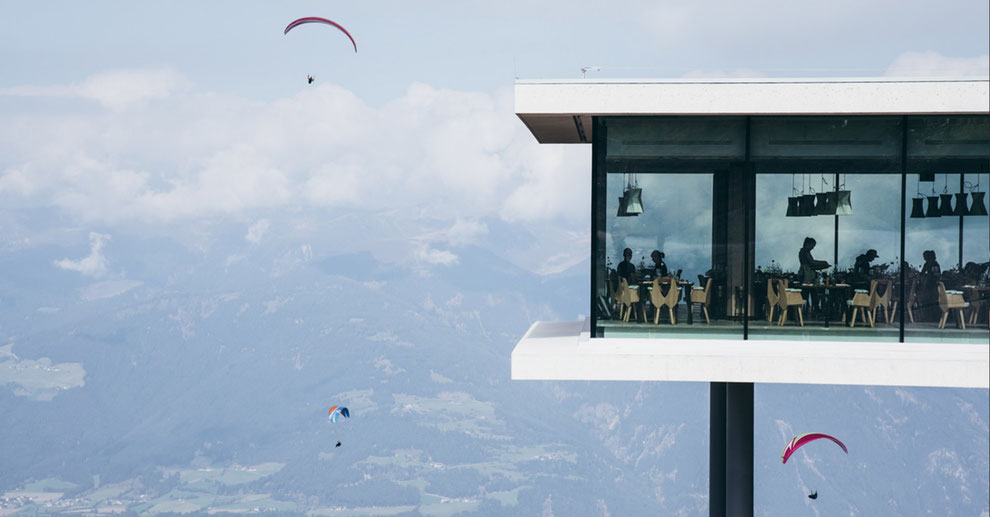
[415,244,459,266]
[53,232,111,277]
[444,219,489,246]
[0,67,191,110]
[80,279,143,301]
[884,51,990,78]
[0,74,587,233]
[246,219,271,244]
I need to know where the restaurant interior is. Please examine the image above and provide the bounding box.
[593,115,990,343]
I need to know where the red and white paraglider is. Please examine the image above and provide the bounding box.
[284,17,357,84]
[781,432,847,464]
[284,17,357,52]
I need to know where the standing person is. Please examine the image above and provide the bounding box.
[650,250,669,278]
[918,250,942,321]
[798,237,831,284]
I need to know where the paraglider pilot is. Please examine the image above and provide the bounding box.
[308,75,315,84]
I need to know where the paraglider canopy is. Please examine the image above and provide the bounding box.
[781,433,847,464]
[284,17,357,52]
[328,405,350,423]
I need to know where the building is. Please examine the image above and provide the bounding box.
[510,77,990,516]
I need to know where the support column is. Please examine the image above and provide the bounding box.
[709,383,727,517]
[710,382,754,517]
[712,164,756,320]
[591,117,607,336]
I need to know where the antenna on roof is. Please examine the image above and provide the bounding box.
[580,66,601,79]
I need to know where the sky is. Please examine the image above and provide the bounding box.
[2,2,988,273]
[2,2,988,258]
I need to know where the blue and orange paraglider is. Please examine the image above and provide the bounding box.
[328,405,350,424]
[781,433,847,464]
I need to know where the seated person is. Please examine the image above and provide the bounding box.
[616,248,638,285]
[650,250,669,278]
[961,261,989,286]
[798,237,830,284]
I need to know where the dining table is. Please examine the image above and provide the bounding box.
[798,282,852,325]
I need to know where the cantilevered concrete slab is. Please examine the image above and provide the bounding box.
[516,77,990,143]
[511,320,990,388]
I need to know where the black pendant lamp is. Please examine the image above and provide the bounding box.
[910,197,926,218]
[814,192,830,215]
[937,175,954,216]
[812,173,835,215]
[938,193,955,216]
[924,175,941,217]
[967,172,988,217]
[800,193,816,216]
[617,195,629,217]
[910,176,926,218]
[786,196,799,217]
[925,195,941,218]
[952,193,970,216]
[970,191,988,217]
[797,174,815,216]
[785,173,799,217]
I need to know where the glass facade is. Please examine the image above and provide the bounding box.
[592,115,990,344]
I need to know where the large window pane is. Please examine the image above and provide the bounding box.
[752,172,901,341]
[595,117,743,338]
[904,172,990,343]
[600,171,742,338]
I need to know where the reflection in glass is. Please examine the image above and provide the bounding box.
[752,173,900,341]
[904,173,989,343]
[600,172,743,338]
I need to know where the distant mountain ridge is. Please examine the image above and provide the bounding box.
[0,230,986,515]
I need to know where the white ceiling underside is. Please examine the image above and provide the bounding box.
[511,320,990,388]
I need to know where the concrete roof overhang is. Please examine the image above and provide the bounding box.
[515,77,990,143]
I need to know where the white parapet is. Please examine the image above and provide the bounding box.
[511,320,990,389]
[515,77,990,143]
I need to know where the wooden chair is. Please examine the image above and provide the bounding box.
[775,278,805,326]
[871,279,893,325]
[847,284,876,328]
[891,281,917,324]
[766,279,780,324]
[689,277,713,324]
[606,271,620,316]
[617,277,642,322]
[937,282,968,329]
[650,277,680,325]
[965,289,988,326]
